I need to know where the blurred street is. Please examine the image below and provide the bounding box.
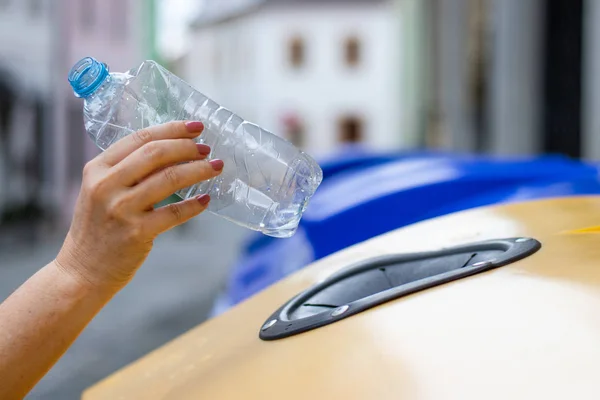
[0,213,249,400]
[2,0,600,397]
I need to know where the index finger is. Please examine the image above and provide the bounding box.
[101,121,204,166]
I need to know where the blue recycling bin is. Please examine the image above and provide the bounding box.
[230,228,314,304]
[239,148,478,256]
[239,147,409,256]
[211,154,600,316]
[420,175,600,219]
[301,154,598,259]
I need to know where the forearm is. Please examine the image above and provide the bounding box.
[0,261,116,399]
[0,122,216,399]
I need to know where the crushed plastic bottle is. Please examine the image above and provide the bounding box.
[68,57,323,238]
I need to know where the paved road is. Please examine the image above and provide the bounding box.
[0,213,250,399]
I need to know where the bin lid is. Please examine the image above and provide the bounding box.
[84,196,600,400]
[302,155,597,258]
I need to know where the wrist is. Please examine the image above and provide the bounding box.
[52,254,122,299]
[50,259,120,300]
[44,260,116,306]
[56,232,128,295]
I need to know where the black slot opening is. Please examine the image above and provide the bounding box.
[290,250,503,320]
[260,237,541,341]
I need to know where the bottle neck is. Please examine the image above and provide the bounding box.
[68,57,110,98]
[82,73,124,114]
[87,74,112,98]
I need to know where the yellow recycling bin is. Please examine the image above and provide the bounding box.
[83,197,600,400]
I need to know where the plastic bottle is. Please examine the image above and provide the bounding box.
[67,57,322,238]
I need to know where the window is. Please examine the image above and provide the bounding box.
[283,114,305,147]
[289,36,305,68]
[339,116,363,143]
[344,36,361,67]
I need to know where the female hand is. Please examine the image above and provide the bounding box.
[55,121,223,292]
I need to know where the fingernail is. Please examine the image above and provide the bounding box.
[197,194,211,206]
[196,143,211,156]
[185,121,204,133]
[209,159,224,171]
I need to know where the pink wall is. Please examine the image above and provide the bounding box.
[55,0,149,224]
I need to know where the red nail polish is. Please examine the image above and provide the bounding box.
[209,159,224,171]
[185,121,204,132]
[196,143,211,156]
[197,194,210,206]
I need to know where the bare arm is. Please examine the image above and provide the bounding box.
[0,262,115,399]
[0,121,223,399]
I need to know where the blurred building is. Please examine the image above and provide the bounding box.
[423,0,600,160]
[185,0,403,156]
[3,0,600,232]
[0,0,157,227]
[186,0,600,161]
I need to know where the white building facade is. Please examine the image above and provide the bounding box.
[185,0,404,157]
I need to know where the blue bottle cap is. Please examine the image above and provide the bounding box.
[68,57,109,98]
